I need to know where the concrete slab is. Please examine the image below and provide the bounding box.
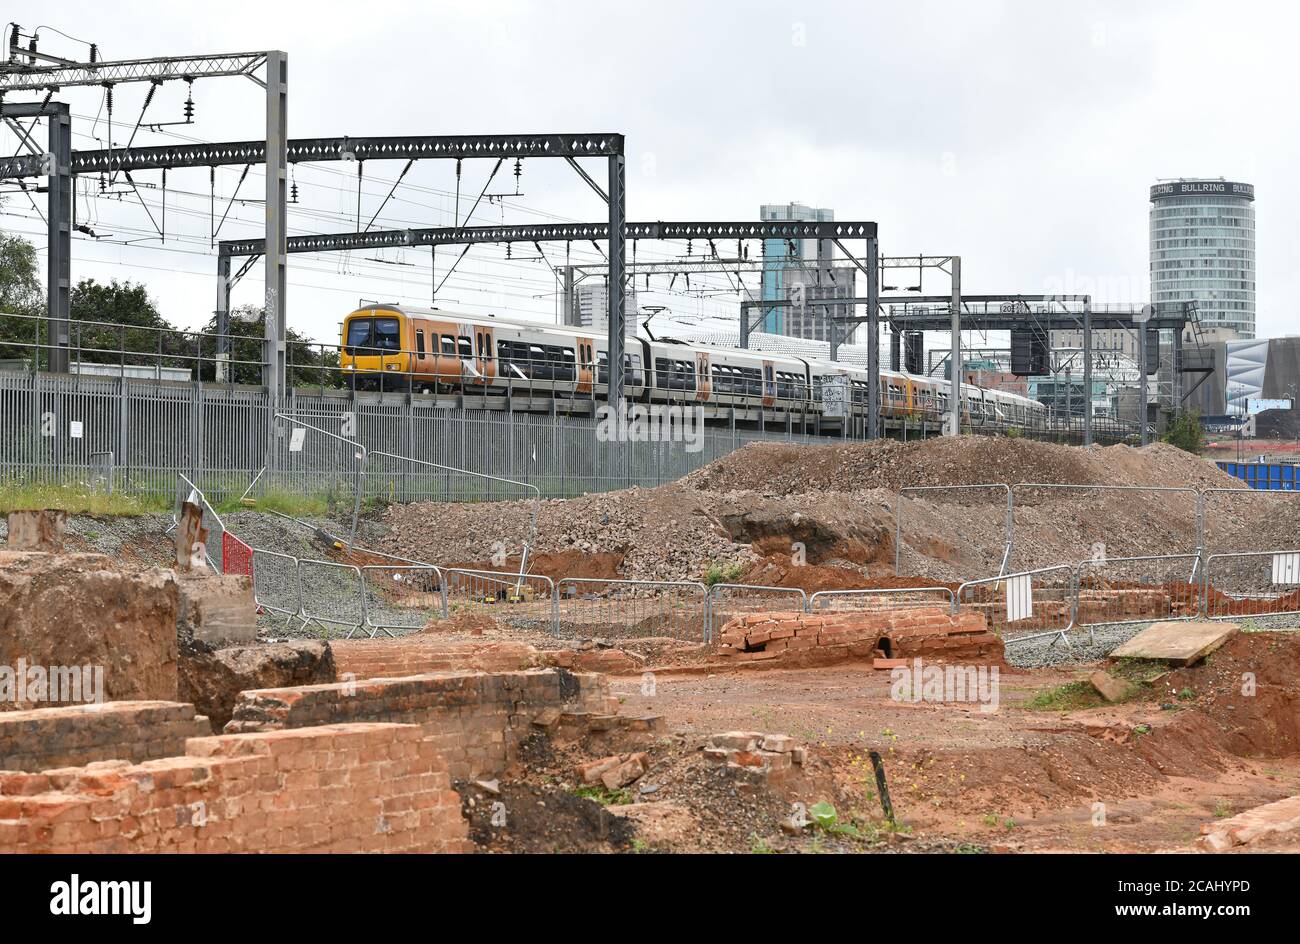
[1109,620,1239,666]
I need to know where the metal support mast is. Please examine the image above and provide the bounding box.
[606,154,626,409]
[263,51,288,397]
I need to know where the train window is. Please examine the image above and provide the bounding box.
[415,330,426,359]
[345,319,372,353]
[678,360,696,391]
[370,318,400,352]
[457,337,472,359]
[556,347,576,382]
[440,334,457,356]
[528,345,552,380]
[655,357,676,390]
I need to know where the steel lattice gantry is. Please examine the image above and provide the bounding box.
[216,219,880,427]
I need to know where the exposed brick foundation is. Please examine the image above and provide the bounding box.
[225,669,614,782]
[717,606,1002,666]
[0,701,210,772]
[0,722,471,853]
[330,639,646,682]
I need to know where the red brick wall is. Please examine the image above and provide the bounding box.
[717,607,1001,665]
[225,668,614,782]
[330,639,545,680]
[0,722,471,853]
[0,701,211,772]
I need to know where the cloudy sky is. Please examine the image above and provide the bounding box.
[3,0,1296,344]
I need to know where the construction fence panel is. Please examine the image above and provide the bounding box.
[296,559,368,637]
[553,578,709,643]
[441,568,555,633]
[360,564,445,636]
[250,548,301,618]
[957,565,1076,645]
[1074,554,1204,632]
[809,586,956,613]
[1010,484,1201,573]
[706,583,808,641]
[895,484,1012,580]
[1201,488,1300,559]
[1204,550,1300,622]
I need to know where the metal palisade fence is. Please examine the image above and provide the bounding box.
[0,371,834,503]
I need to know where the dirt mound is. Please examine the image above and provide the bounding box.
[682,438,1240,496]
[419,611,500,636]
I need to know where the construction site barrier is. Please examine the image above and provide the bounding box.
[706,583,808,640]
[360,564,445,636]
[1073,553,1204,643]
[809,586,955,613]
[956,564,1076,648]
[895,484,1012,578]
[250,548,302,621]
[296,559,369,638]
[553,578,709,643]
[1203,550,1300,622]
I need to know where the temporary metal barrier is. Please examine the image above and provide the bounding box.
[363,449,541,576]
[441,567,555,632]
[360,564,445,636]
[272,412,367,547]
[1074,553,1203,642]
[553,577,709,643]
[895,484,1013,579]
[706,583,808,640]
[956,564,1076,647]
[1203,550,1300,622]
[250,548,302,622]
[1200,488,1300,559]
[809,586,955,613]
[1009,484,1201,576]
[222,531,254,577]
[88,450,114,493]
[296,558,369,638]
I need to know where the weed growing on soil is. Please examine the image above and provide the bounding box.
[0,481,169,516]
[572,784,633,806]
[1213,799,1232,818]
[703,560,747,586]
[1025,681,1106,711]
[750,834,775,854]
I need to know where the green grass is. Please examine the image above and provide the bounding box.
[0,481,170,516]
[214,489,332,518]
[703,560,748,587]
[1025,681,1108,712]
[572,784,633,806]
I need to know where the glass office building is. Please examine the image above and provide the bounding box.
[1149,179,1255,337]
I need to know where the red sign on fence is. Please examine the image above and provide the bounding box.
[222,532,254,577]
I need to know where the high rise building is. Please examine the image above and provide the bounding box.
[759,202,855,343]
[1150,178,1255,338]
[573,281,638,331]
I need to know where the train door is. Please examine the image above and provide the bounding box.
[695,352,711,401]
[472,325,495,386]
[577,340,594,395]
[762,361,776,407]
[428,321,458,388]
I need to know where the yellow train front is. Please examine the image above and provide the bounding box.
[340,306,413,391]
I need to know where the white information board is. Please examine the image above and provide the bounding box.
[1006,573,1033,623]
[1272,552,1300,585]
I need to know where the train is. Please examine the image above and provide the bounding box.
[338,303,1049,431]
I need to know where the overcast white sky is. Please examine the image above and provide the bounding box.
[3,0,1297,344]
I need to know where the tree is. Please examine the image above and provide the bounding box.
[0,231,45,363]
[195,305,343,388]
[1161,409,1205,454]
[67,278,193,367]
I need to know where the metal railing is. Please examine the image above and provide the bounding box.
[706,583,808,640]
[250,548,302,623]
[1074,553,1203,642]
[956,564,1076,647]
[441,567,555,631]
[810,586,955,613]
[296,558,369,638]
[1204,550,1300,621]
[553,577,709,642]
[895,484,1013,578]
[360,563,445,636]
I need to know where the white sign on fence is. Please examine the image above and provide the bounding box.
[288,427,306,452]
[68,420,83,439]
[1006,573,1033,622]
[1271,552,1300,585]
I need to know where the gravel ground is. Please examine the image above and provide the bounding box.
[1003,615,1300,668]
